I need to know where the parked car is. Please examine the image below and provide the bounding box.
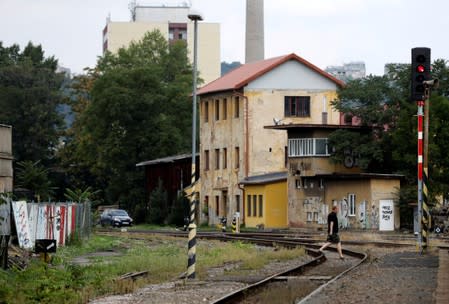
[100,209,133,227]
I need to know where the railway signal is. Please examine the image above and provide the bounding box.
[411,47,431,102]
[412,47,433,253]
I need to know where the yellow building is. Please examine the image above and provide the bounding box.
[197,53,345,227]
[239,172,288,229]
[102,4,220,85]
[267,124,402,231]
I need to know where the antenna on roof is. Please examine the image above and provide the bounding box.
[129,0,137,21]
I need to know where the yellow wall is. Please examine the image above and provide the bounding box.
[105,22,220,85]
[244,180,288,228]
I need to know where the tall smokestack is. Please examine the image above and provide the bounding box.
[245,0,264,63]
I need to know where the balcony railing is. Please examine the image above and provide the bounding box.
[288,138,330,157]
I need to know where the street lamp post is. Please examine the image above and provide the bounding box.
[187,11,202,280]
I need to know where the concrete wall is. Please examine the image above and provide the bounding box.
[0,125,13,193]
[199,92,244,225]
[287,175,400,230]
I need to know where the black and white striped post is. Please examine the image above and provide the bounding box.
[187,11,203,279]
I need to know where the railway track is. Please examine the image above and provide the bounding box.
[92,228,449,303]
[97,229,370,303]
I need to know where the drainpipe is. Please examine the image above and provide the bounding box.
[232,91,249,177]
[238,182,245,225]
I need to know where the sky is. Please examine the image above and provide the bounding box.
[1,0,449,76]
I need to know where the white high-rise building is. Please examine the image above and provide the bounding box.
[325,62,366,81]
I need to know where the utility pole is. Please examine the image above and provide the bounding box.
[187,11,203,279]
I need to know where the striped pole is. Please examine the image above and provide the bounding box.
[422,85,431,250]
[187,193,196,279]
[187,12,202,280]
[417,100,424,252]
[422,168,430,249]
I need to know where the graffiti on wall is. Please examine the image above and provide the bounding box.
[0,200,11,236]
[12,201,32,249]
[379,200,394,231]
[370,203,379,229]
[358,200,366,229]
[339,198,350,229]
[302,197,327,224]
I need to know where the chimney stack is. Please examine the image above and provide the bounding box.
[245,0,264,63]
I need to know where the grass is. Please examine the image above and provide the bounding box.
[0,232,306,304]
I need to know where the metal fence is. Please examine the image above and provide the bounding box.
[0,198,92,267]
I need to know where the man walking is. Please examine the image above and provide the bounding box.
[319,205,344,259]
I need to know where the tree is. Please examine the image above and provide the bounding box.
[332,61,449,206]
[0,42,64,164]
[63,30,193,212]
[330,75,402,171]
[15,160,54,201]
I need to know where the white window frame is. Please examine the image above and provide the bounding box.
[288,138,330,157]
[306,212,313,222]
[348,193,356,216]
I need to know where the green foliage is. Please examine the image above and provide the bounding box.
[166,192,189,226]
[0,41,64,164]
[64,187,101,205]
[333,60,449,206]
[0,233,307,303]
[61,30,193,208]
[331,75,401,171]
[15,160,54,201]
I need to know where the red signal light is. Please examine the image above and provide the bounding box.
[417,65,425,73]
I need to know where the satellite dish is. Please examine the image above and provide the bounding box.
[273,118,282,125]
[344,155,354,168]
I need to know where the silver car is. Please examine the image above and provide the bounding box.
[100,209,133,227]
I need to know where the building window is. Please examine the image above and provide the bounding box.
[215,149,220,170]
[168,23,187,43]
[319,179,324,189]
[258,195,263,217]
[307,212,313,222]
[205,196,209,215]
[284,146,288,167]
[344,114,353,124]
[204,101,209,123]
[223,98,227,120]
[252,195,257,217]
[234,96,240,118]
[235,195,240,212]
[223,148,227,169]
[223,192,227,215]
[215,99,220,120]
[348,193,356,216]
[288,138,330,157]
[247,195,251,217]
[215,196,219,217]
[204,150,209,170]
[235,147,240,169]
[284,96,311,117]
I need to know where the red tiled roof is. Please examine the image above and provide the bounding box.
[197,53,345,95]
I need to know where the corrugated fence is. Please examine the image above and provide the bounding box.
[0,199,91,250]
